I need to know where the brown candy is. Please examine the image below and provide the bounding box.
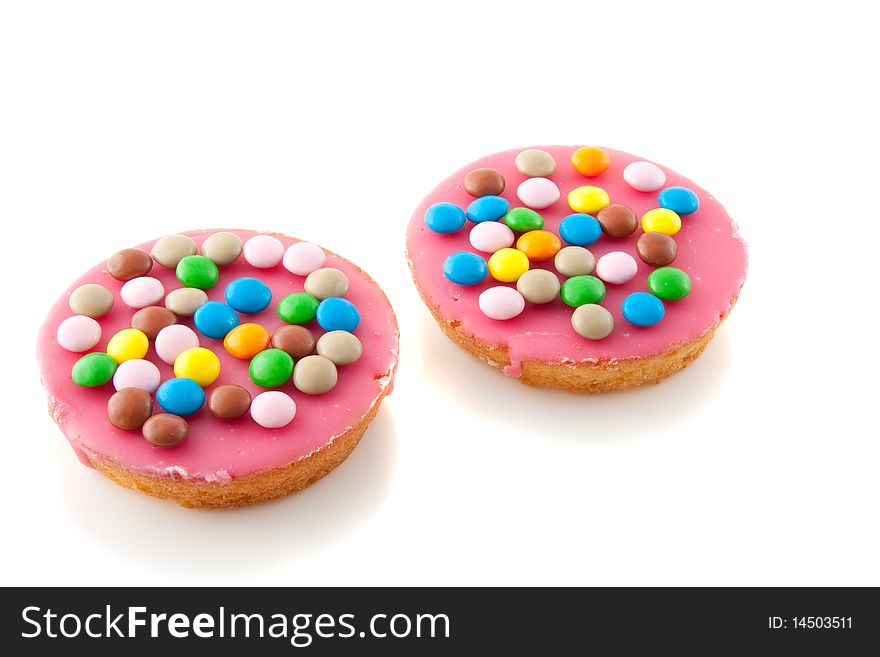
[131,306,176,339]
[107,387,153,431]
[637,232,677,266]
[464,168,505,197]
[142,413,189,447]
[106,248,153,281]
[597,204,638,238]
[208,384,252,419]
[270,325,316,359]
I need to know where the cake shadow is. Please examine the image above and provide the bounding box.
[58,405,398,581]
[415,310,734,443]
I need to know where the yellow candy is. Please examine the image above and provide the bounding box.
[641,208,682,235]
[106,328,149,364]
[174,347,221,387]
[488,248,530,282]
[567,185,610,214]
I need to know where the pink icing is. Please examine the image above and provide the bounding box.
[38,229,398,481]
[406,146,747,375]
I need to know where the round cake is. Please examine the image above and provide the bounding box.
[406,145,747,392]
[38,229,398,508]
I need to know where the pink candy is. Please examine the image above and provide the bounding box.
[155,324,200,365]
[56,315,101,352]
[596,251,638,285]
[623,161,666,192]
[478,286,525,320]
[516,177,560,210]
[469,221,515,253]
[250,391,297,428]
[243,235,284,268]
[120,277,165,309]
[283,242,326,276]
[113,359,161,393]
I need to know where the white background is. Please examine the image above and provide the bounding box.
[1,0,877,586]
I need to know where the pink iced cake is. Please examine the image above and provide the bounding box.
[38,229,398,507]
[406,145,747,392]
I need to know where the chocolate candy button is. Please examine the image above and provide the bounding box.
[560,275,606,308]
[249,348,294,388]
[107,387,153,431]
[176,255,219,290]
[516,269,560,304]
[165,287,209,316]
[316,330,362,365]
[647,267,691,301]
[208,384,252,419]
[304,268,349,300]
[106,248,153,281]
[571,304,614,340]
[271,325,316,359]
[293,355,338,395]
[515,149,556,177]
[131,306,176,339]
[597,204,638,238]
[71,352,117,387]
[69,283,114,318]
[464,168,505,197]
[151,234,197,268]
[554,247,596,277]
[200,231,243,265]
[142,414,189,447]
[637,232,677,267]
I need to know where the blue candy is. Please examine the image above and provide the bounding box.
[156,377,205,416]
[559,213,602,246]
[443,251,488,286]
[658,186,700,215]
[193,301,239,339]
[316,297,360,332]
[425,202,466,234]
[225,277,272,314]
[466,195,509,223]
[621,292,665,327]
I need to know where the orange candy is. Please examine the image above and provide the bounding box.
[571,146,611,177]
[223,323,271,360]
[516,230,562,262]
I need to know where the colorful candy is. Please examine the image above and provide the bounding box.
[647,267,691,301]
[223,322,271,360]
[71,352,117,387]
[554,246,596,277]
[304,268,350,300]
[200,231,243,265]
[571,304,614,340]
[164,287,208,316]
[469,221,515,253]
[282,242,327,276]
[208,384,252,419]
[516,177,560,210]
[560,275,606,307]
[271,325,316,358]
[478,286,525,320]
[516,230,561,261]
[176,255,219,290]
[57,315,101,352]
[637,232,677,266]
[516,269,561,304]
[641,208,682,235]
[623,161,666,192]
[173,346,221,387]
[515,149,556,177]
[107,388,152,431]
[120,276,165,309]
[503,207,544,233]
[106,328,149,363]
[250,391,297,428]
[155,324,199,364]
[112,358,161,393]
[488,248,529,282]
[293,355,338,395]
[106,248,153,281]
[425,202,467,234]
[276,292,319,324]
[316,297,360,332]
[443,251,488,286]
[193,301,239,339]
[597,204,638,238]
[130,305,176,339]
[621,292,665,326]
[571,146,611,177]
[249,348,294,388]
[595,251,639,285]
[156,377,205,416]
[69,284,113,318]
[151,234,197,268]
[559,213,601,246]
[568,185,610,214]
[243,234,284,269]
[316,330,362,365]
[464,168,505,197]
[658,186,700,215]
[142,414,189,447]
[466,195,509,223]
[225,277,272,314]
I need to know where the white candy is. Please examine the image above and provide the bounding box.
[113,359,161,393]
[282,242,326,276]
[120,276,165,309]
[251,391,297,428]
[623,161,666,192]
[516,177,560,210]
[243,235,284,268]
[155,324,199,365]
[478,286,525,320]
[56,315,101,352]
[469,221,515,253]
[596,251,639,285]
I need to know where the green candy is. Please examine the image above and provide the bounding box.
[277,292,319,325]
[560,275,606,307]
[176,255,219,290]
[503,207,544,232]
[249,348,294,388]
[648,267,691,301]
[71,352,117,387]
